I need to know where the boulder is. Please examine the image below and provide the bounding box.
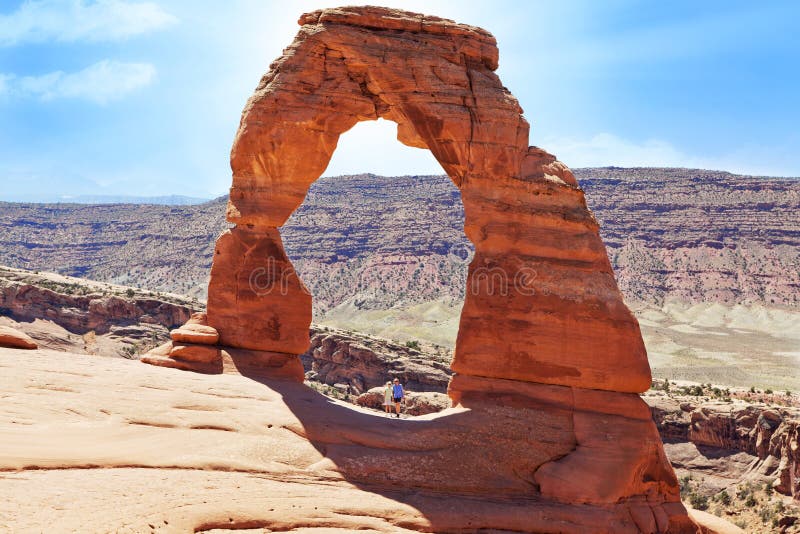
[169,344,220,364]
[170,323,219,345]
[0,325,37,349]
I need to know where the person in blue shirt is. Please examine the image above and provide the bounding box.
[391,378,405,418]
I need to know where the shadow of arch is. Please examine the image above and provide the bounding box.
[145,6,698,533]
[221,366,689,532]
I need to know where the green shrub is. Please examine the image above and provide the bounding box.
[715,490,731,505]
[688,492,708,511]
[405,340,420,350]
[679,475,692,497]
[688,385,704,396]
[736,483,753,500]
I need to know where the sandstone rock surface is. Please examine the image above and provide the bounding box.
[0,347,708,533]
[141,6,699,531]
[0,325,37,349]
[170,323,219,345]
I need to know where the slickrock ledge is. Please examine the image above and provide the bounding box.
[0,347,734,533]
[0,325,37,349]
[139,6,723,532]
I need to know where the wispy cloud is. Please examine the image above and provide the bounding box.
[541,133,687,169]
[0,74,12,95]
[0,0,177,46]
[8,60,156,104]
[540,132,798,177]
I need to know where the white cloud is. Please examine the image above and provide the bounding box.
[14,60,156,103]
[0,74,12,95]
[540,132,798,177]
[0,0,177,45]
[540,133,689,169]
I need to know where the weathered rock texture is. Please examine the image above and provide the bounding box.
[301,326,452,394]
[144,6,696,532]
[0,347,732,533]
[0,267,191,336]
[647,392,800,501]
[0,265,193,356]
[210,5,651,391]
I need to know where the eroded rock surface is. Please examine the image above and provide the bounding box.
[0,265,194,356]
[0,347,703,533]
[142,6,699,532]
[646,391,800,501]
[209,5,651,393]
[0,324,37,349]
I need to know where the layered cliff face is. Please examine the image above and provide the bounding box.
[647,392,800,500]
[2,169,797,313]
[578,168,800,308]
[302,326,452,394]
[0,265,195,356]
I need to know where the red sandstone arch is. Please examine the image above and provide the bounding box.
[142,8,705,532]
[204,6,650,394]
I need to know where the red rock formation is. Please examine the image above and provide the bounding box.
[143,6,700,532]
[210,5,650,393]
[0,325,37,349]
[170,313,219,345]
[0,274,191,336]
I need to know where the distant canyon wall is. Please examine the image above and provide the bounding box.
[0,168,797,311]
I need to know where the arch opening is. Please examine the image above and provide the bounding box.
[281,117,473,351]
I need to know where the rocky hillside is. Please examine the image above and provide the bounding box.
[0,200,226,299]
[0,265,198,357]
[302,325,452,394]
[0,265,449,390]
[578,168,800,308]
[644,385,800,532]
[1,168,797,312]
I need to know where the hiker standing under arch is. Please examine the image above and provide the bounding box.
[392,378,405,418]
[383,381,393,416]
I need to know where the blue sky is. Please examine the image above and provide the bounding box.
[0,0,798,200]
